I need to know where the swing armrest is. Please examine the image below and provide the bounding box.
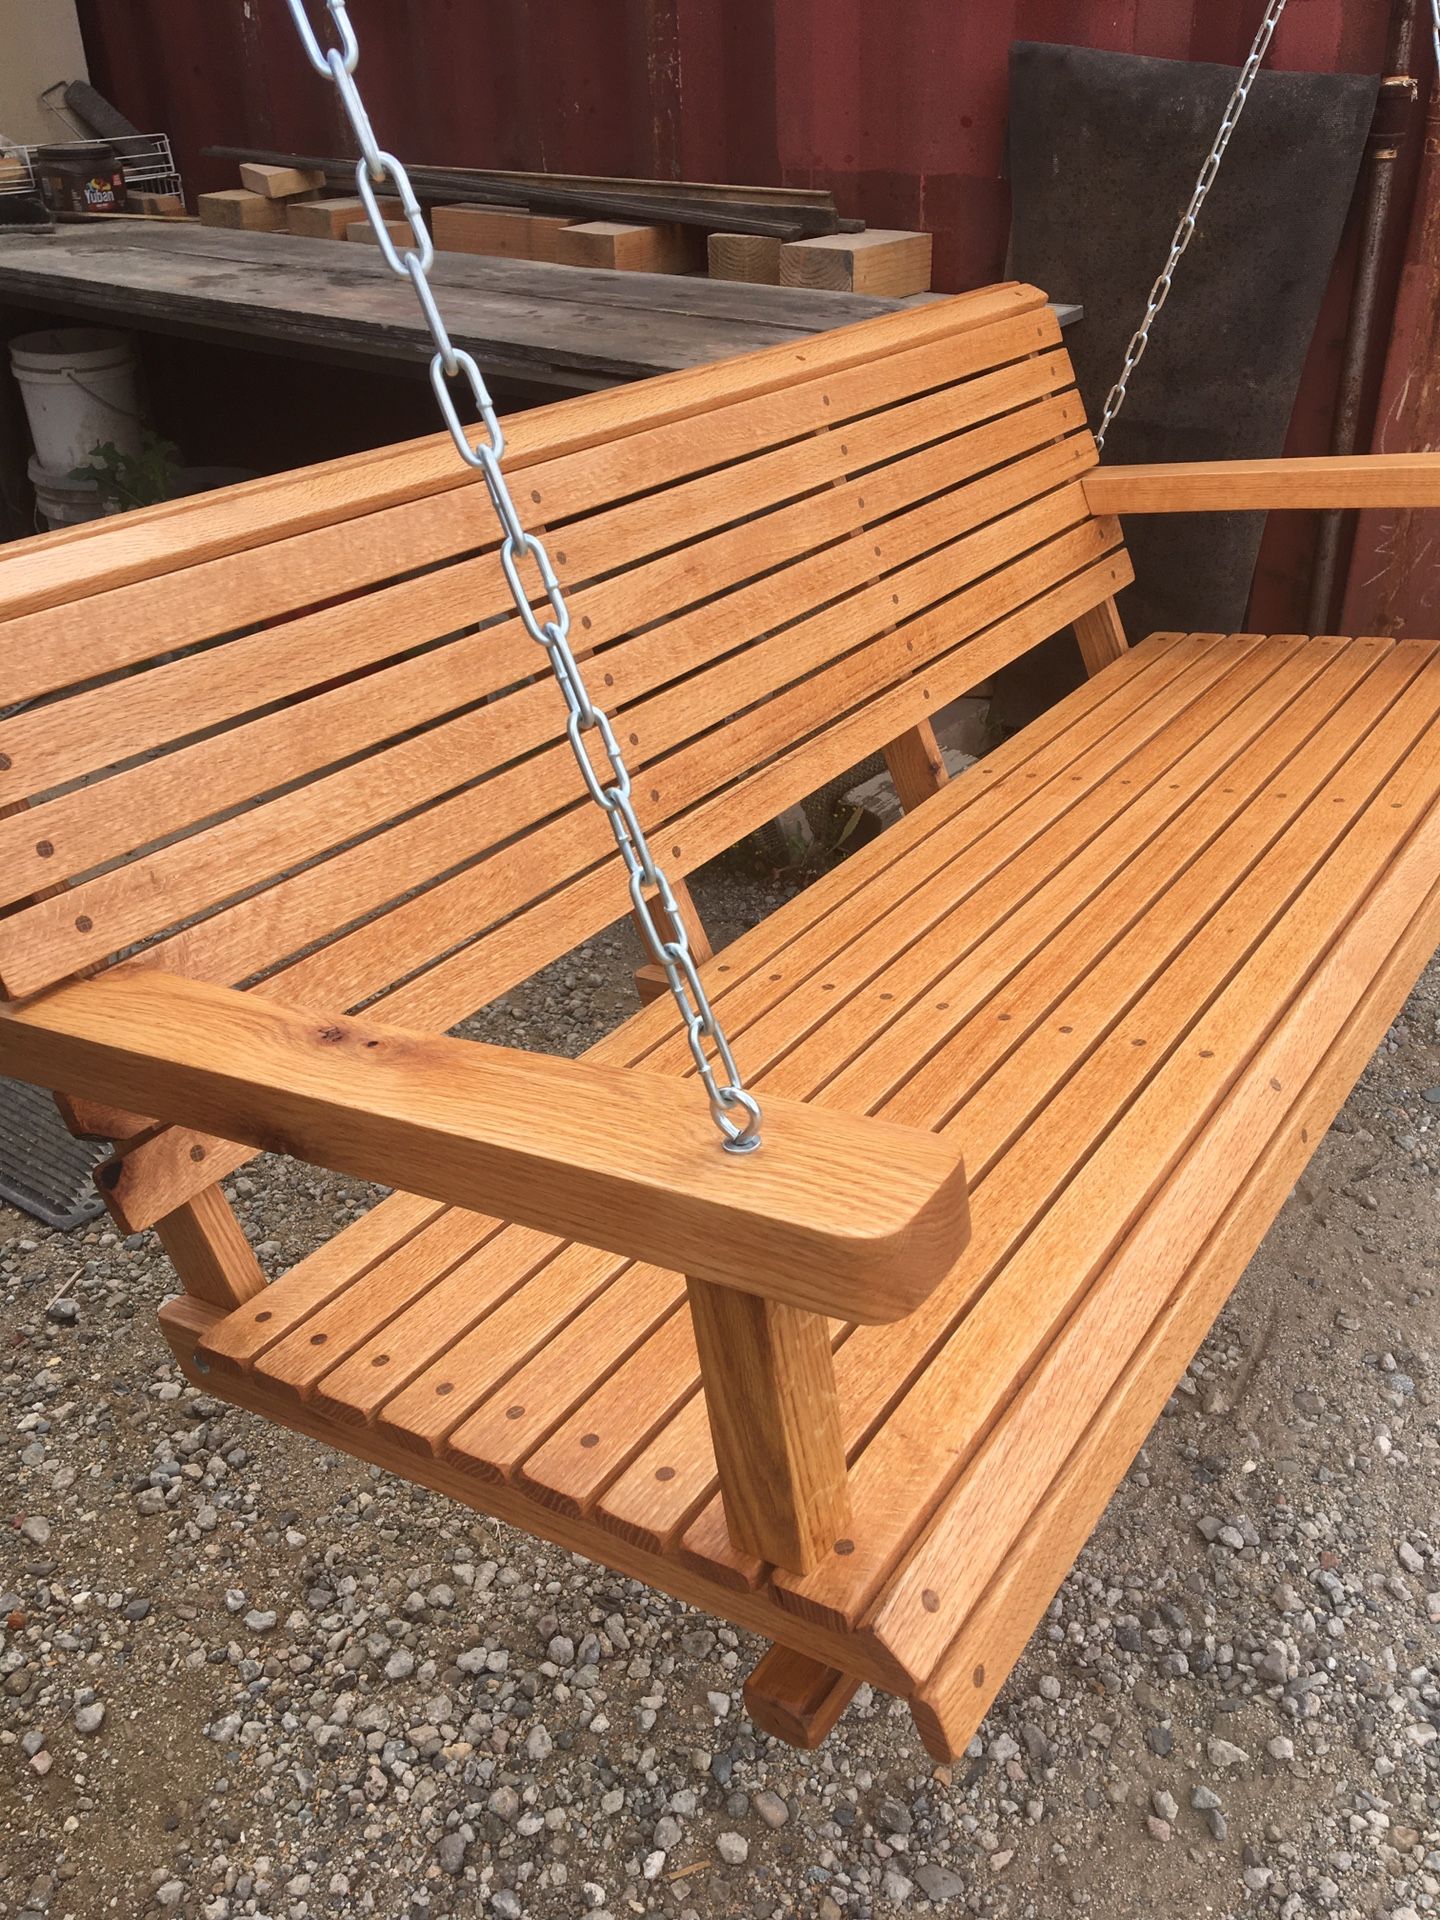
[0,971,969,1326]
[1083,453,1440,516]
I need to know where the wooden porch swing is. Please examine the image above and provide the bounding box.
[3,2,1440,1759]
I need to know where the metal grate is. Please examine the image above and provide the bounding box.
[0,1076,107,1230]
[0,132,184,203]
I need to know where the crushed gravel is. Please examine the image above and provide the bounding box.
[2,860,1437,1920]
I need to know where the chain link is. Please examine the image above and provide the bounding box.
[282,0,761,1152]
[1094,0,1289,452]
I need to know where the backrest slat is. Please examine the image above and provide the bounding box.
[0,286,1128,1019]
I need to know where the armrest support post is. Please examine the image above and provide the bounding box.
[686,1275,849,1573]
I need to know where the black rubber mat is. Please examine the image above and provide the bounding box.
[1009,41,1376,639]
[997,41,1377,735]
[0,1076,108,1230]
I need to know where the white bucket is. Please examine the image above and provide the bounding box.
[10,327,143,472]
[27,455,113,531]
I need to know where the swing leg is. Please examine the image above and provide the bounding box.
[744,1645,863,1749]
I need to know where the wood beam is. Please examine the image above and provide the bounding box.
[0,970,969,1325]
[1073,597,1129,676]
[686,1277,850,1574]
[882,721,949,811]
[154,1185,266,1312]
[1083,452,1440,516]
[744,1645,862,1747]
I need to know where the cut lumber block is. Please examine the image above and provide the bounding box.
[431,203,575,263]
[239,161,327,199]
[198,189,287,233]
[347,218,414,249]
[131,191,186,218]
[287,195,399,240]
[780,230,933,296]
[708,232,783,284]
[555,220,702,274]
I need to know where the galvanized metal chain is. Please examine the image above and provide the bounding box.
[282,0,762,1152]
[1093,0,1289,452]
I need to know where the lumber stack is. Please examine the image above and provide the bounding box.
[202,147,934,294]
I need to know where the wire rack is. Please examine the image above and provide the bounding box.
[0,132,184,203]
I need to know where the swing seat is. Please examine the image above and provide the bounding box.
[4,283,1440,1761]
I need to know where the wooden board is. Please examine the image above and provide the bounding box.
[347,219,412,248]
[555,221,704,275]
[432,203,574,263]
[287,196,396,240]
[708,233,782,284]
[198,190,287,233]
[1084,453,1440,514]
[781,231,933,296]
[239,162,326,199]
[0,223,908,392]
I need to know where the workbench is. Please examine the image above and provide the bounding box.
[0,221,920,390]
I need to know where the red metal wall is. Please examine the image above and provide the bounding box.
[75,0,1391,294]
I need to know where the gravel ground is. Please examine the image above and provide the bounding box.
[2,860,1438,1920]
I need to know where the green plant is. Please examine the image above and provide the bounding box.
[70,432,180,511]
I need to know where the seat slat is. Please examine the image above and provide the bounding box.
[441,1267,686,1480]
[673,633,1407,1579]
[374,643,1205,1471]
[210,1206,500,1390]
[867,743,1440,1683]
[773,647,1440,1641]
[587,637,1328,1551]
[311,1240,621,1426]
[371,1254,647,1458]
[910,854,1440,1753]
[197,1189,445,1373]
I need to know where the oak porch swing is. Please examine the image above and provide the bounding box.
[4,0,1440,1759]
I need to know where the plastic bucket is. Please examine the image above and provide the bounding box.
[10,327,143,472]
[26,455,113,531]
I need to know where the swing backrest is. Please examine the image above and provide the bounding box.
[0,283,1128,1043]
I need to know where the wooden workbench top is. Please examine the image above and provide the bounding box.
[0,222,914,389]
